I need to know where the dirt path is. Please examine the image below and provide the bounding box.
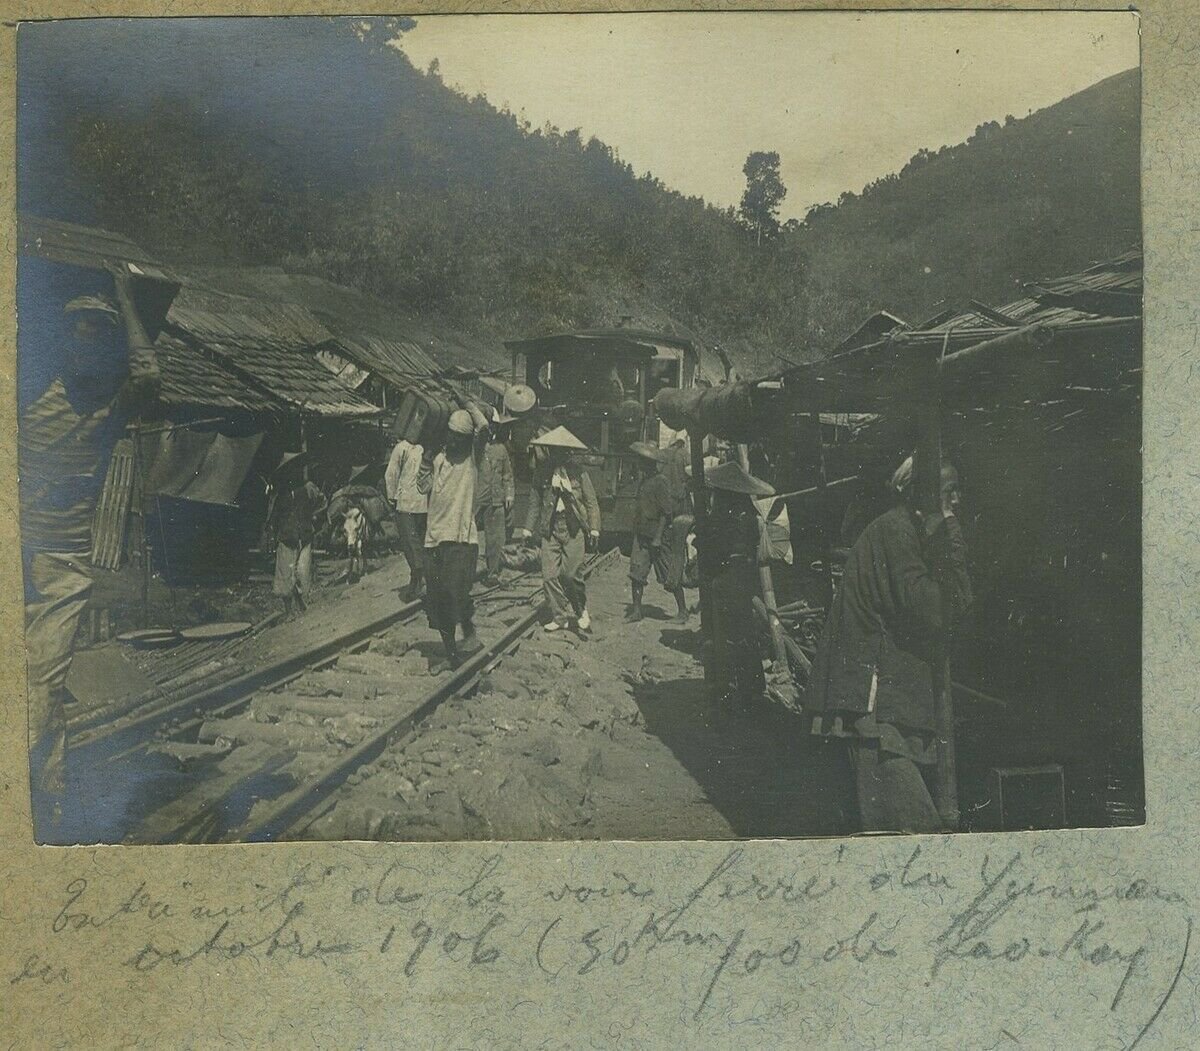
[302,556,858,842]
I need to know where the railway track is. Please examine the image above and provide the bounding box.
[121,548,618,844]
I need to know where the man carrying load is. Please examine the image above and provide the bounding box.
[528,426,601,634]
[626,441,688,624]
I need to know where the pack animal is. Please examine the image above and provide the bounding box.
[343,505,370,583]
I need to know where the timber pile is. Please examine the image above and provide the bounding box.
[91,438,136,569]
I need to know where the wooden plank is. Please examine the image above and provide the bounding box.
[198,716,331,751]
[916,351,958,831]
[109,445,134,568]
[91,439,135,569]
[277,669,426,700]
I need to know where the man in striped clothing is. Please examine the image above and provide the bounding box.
[19,271,159,838]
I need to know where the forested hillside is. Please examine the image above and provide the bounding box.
[18,18,1139,372]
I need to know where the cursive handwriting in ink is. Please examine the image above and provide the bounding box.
[53,878,174,934]
[458,854,506,908]
[124,902,355,971]
[9,953,70,986]
[351,861,424,909]
[870,845,953,893]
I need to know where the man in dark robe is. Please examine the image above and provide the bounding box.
[806,454,972,833]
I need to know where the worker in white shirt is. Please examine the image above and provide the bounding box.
[385,431,430,602]
[423,404,491,669]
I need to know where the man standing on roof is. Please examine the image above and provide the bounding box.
[530,427,601,633]
[385,427,431,602]
[475,408,515,586]
[19,271,160,839]
[627,442,688,624]
[423,402,491,669]
[806,453,972,834]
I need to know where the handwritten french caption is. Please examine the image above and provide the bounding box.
[15,844,1191,1041]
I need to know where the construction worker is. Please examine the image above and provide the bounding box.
[385,429,430,602]
[529,426,601,633]
[693,461,774,705]
[515,415,559,542]
[266,455,325,618]
[806,453,972,833]
[659,436,693,620]
[627,442,688,623]
[423,403,491,669]
[19,272,159,838]
[475,408,515,585]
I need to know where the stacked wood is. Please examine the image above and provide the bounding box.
[752,596,813,679]
[91,438,136,569]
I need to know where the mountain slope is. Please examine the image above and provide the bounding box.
[791,68,1140,344]
[18,19,1139,371]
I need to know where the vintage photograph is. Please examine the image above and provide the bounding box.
[16,13,1141,846]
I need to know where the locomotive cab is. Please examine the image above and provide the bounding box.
[505,328,699,537]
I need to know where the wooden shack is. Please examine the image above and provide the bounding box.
[661,250,1143,831]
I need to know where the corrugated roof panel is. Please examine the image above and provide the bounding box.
[164,285,379,418]
[19,214,172,275]
[199,339,380,417]
[154,335,280,414]
[167,285,334,348]
[335,334,444,390]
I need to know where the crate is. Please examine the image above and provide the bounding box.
[983,764,1066,831]
[393,388,451,446]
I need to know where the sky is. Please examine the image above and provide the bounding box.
[397,12,1139,221]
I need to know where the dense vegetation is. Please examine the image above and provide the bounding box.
[19,17,1138,373]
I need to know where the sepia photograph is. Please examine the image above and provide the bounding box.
[16,12,1141,847]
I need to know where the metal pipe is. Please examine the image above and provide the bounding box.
[738,444,789,670]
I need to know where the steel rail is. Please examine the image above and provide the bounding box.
[73,563,551,756]
[134,548,615,843]
[230,547,619,843]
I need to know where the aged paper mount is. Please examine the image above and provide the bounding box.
[2,3,1197,1048]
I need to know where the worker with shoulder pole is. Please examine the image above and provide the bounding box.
[530,426,601,633]
[805,452,972,833]
[19,268,162,840]
[423,399,492,670]
[627,441,688,624]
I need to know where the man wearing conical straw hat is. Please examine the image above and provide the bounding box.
[528,426,601,633]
